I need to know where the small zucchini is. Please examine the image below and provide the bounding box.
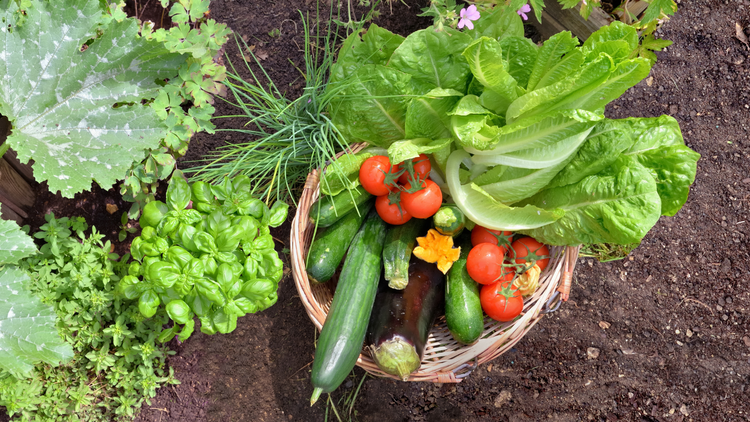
[445,234,484,345]
[383,218,428,290]
[310,186,372,228]
[310,209,387,405]
[306,199,374,284]
[366,257,446,380]
[432,204,465,237]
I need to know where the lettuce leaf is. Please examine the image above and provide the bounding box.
[405,88,463,139]
[328,24,405,84]
[329,65,412,147]
[389,27,472,92]
[462,37,518,116]
[498,36,538,90]
[527,31,580,91]
[517,156,662,245]
[446,150,563,230]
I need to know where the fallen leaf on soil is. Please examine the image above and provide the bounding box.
[106,203,118,214]
[736,22,749,47]
[598,321,611,329]
[743,336,750,347]
[256,50,269,60]
[646,76,654,86]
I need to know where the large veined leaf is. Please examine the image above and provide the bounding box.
[545,118,635,189]
[449,96,503,150]
[329,65,412,148]
[620,116,700,216]
[389,27,472,92]
[328,24,405,85]
[405,88,463,140]
[517,156,662,245]
[527,31,580,91]
[462,37,518,116]
[446,150,563,231]
[0,266,74,376]
[475,157,574,204]
[498,36,538,90]
[505,54,614,123]
[0,0,186,197]
[464,109,603,155]
[582,22,639,56]
[472,5,525,41]
[0,218,37,266]
[470,125,593,169]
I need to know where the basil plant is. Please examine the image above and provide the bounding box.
[117,172,289,341]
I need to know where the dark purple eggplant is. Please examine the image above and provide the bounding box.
[366,256,446,380]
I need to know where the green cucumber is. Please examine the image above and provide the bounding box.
[445,234,484,345]
[433,204,465,237]
[310,185,372,228]
[306,199,374,284]
[383,218,428,290]
[310,209,387,405]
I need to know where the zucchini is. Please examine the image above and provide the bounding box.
[310,209,387,405]
[366,257,446,380]
[445,234,484,345]
[383,218,428,290]
[306,199,374,284]
[433,204,465,237]
[310,185,372,228]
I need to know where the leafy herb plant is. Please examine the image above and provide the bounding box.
[0,215,178,421]
[183,6,374,205]
[119,171,288,339]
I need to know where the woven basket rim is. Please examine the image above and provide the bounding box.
[290,144,580,383]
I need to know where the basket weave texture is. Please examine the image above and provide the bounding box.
[290,145,580,383]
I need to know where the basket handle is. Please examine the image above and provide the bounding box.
[556,245,581,301]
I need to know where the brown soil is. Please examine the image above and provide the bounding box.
[4,0,750,421]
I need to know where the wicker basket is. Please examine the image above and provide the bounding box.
[291,145,581,383]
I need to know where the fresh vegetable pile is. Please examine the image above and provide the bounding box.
[305,2,700,404]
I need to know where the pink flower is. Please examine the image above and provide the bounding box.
[458,5,480,30]
[517,3,532,21]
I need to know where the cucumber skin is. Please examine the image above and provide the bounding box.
[383,219,428,290]
[306,199,374,284]
[445,236,484,345]
[310,209,387,395]
[310,186,372,228]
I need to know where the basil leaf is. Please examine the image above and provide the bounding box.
[267,201,289,228]
[166,299,192,324]
[167,171,192,211]
[138,290,160,318]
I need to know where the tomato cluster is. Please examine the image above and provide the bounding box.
[466,225,550,322]
[359,154,443,225]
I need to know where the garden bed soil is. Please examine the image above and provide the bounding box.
[4,0,750,421]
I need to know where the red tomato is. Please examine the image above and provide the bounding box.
[400,179,442,219]
[480,281,523,322]
[466,243,514,285]
[375,195,412,225]
[471,225,514,251]
[398,154,432,184]
[511,237,550,271]
[359,156,398,196]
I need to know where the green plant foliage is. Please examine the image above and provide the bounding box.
[328,9,699,246]
[183,10,353,205]
[0,266,74,377]
[120,172,288,339]
[0,0,186,198]
[0,218,37,265]
[121,0,231,218]
[0,215,178,421]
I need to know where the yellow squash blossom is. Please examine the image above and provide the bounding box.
[413,229,461,274]
[513,264,541,296]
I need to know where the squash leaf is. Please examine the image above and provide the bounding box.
[0,0,186,197]
[0,266,74,377]
[0,218,37,266]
